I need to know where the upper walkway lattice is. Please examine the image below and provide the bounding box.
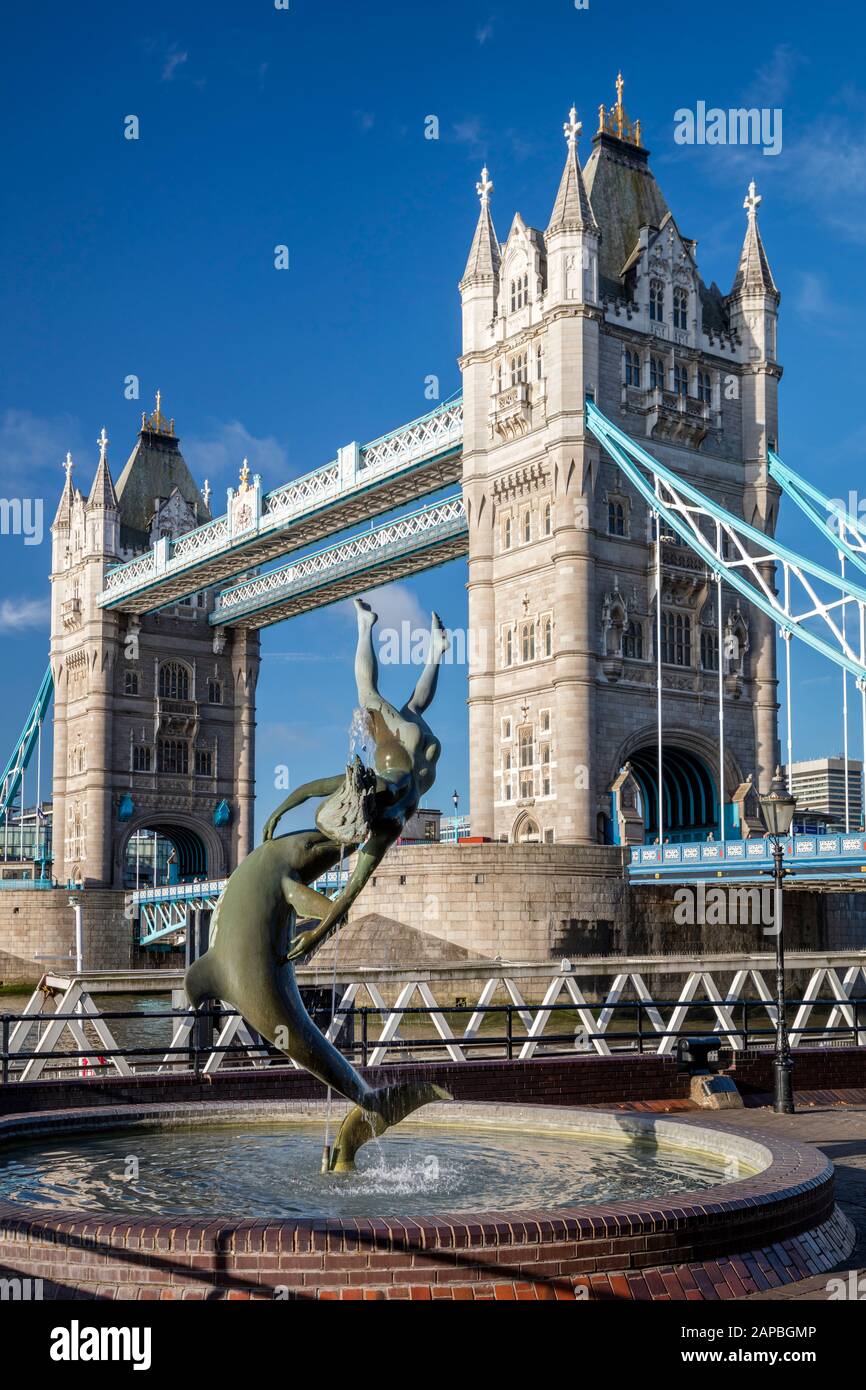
[97,399,463,613]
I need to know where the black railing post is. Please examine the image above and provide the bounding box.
[506,1005,513,1061]
[1,1014,8,1085]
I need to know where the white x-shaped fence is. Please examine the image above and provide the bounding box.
[5,955,866,1081]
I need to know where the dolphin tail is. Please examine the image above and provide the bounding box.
[185,951,222,1009]
[329,1080,452,1173]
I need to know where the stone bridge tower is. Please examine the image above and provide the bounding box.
[460,77,781,847]
[49,398,259,887]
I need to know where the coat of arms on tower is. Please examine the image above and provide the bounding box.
[231,458,257,533]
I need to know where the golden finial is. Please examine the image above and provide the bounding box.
[597,74,641,147]
[238,458,251,492]
[142,390,175,436]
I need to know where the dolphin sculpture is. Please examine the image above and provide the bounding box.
[185,599,451,1171]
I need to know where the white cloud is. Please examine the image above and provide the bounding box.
[162,46,188,81]
[336,582,428,635]
[453,117,485,155]
[793,271,842,321]
[743,44,806,106]
[476,20,494,45]
[0,597,50,632]
[0,408,83,497]
[182,420,289,494]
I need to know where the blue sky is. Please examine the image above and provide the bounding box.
[2,0,865,834]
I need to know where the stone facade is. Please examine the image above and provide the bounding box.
[459,80,781,847]
[347,843,866,963]
[0,889,131,986]
[49,400,259,888]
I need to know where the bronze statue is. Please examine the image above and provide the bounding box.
[185,598,451,1171]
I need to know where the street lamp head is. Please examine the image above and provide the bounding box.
[452,789,459,810]
[759,766,797,838]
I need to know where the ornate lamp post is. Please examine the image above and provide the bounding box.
[759,767,797,1115]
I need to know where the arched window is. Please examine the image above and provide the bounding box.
[516,815,540,842]
[624,348,641,387]
[543,616,553,657]
[543,500,552,536]
[522,510,531,544]
[536,342,543,380]
[698,370,712,404]
[510,352,528,385]
[503,516,512,550]
[510,273,529,312]
[541,744,551,796]
[521,622,536,663]
[503,748,512,800]
[623,621,643,659]
[700,628,719,671]
[158,662,190,701]
[649,280,664,323]
[649,355,665,391]
[608,500,625,536]
[208,679,223,705]
[132,745,151,773]
[504,629,513,667]
[661,611,692,667]
[673,363,689,398]
[673,287,688,330]
[159,738,189,774]
[518,728,534,799]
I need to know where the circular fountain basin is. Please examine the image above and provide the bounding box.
[0,1108,745,1220]
[0,1100,854,1300]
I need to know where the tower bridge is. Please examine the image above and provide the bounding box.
[97,398,463,614]
[7,74,866,953]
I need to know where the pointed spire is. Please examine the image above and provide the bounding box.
[87,427,118,509]
[730,179,778,298]
[53,451,76,528]
[461,166,502,284]
[547,106,598,236]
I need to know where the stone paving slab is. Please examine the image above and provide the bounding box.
[693,1089,866,1299]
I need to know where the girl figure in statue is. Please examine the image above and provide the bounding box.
[184,598,451,1171]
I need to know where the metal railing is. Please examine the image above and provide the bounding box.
[2,994,864,1085]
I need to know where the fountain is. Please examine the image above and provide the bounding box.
[0,598,856,1298]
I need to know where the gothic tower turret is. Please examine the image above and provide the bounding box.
[460,168,502,838]
[461,78,782,847]
[49,398,259,887]
[728,179,782,789]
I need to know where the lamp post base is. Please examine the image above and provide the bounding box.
[774,1059,795,1115]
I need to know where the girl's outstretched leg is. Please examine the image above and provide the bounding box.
[353,598,382,708]
[405,611,450,715]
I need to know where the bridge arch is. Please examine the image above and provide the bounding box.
[609,729,745,844]
[116,814,226,888]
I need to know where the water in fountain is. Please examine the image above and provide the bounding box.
[320,846,345,1173]
[0,1121,743,1218]
[348,706,374,765]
